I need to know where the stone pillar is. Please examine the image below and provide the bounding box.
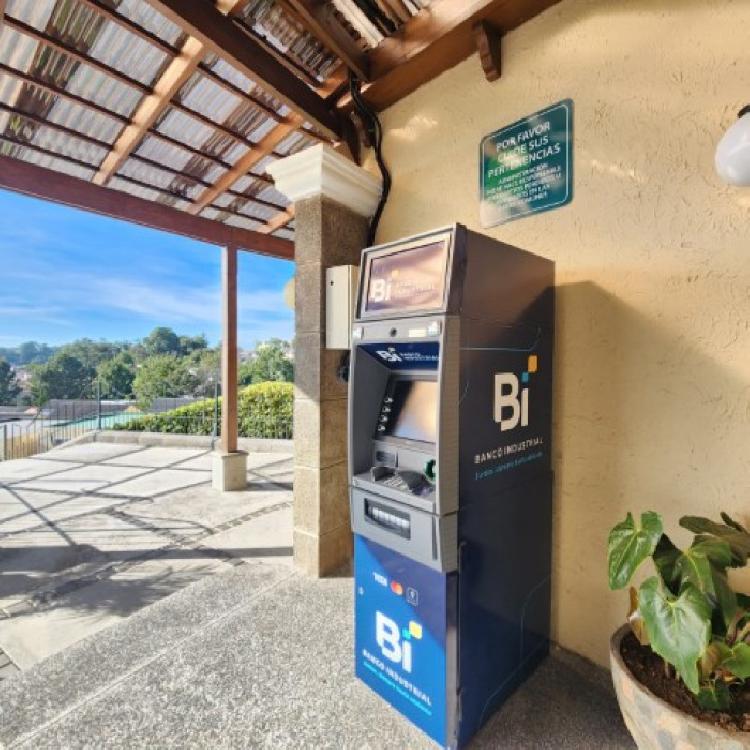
[268,144,382,576]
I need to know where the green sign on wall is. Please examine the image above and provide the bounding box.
[480,99,573,227]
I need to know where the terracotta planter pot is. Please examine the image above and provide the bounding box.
[610,625,750,749]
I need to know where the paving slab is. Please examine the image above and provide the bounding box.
[103,446,208,469]
[0,457,82,483]
[0,566,633,750]
[99,468,209,498]
[202,504,294,564]
[47,443,144,464]
[0,487,78,533]
[0,553,233,670]
[124,482,288,532]
[11,463,146,494]
[0,562,294,744]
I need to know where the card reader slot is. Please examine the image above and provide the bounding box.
[364,498,411,539]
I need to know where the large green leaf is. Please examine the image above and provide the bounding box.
[711,567,738,628]
[680,516,750,567]
[723,642,750,679]
[675,540,733,599]
[608,512,663,590]
[639,577,711,694]
[653,534,681,593]
[721,512,747,533]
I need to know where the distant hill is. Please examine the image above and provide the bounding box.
[0,342,57,366]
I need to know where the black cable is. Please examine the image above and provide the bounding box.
[349,72,391,247]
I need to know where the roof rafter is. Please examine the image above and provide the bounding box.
[278,0,370,81]
[0,155,293,258]
[339,0,562,111]
[93,35,205,185]
[188,114,303,215]
[146,0,345,140]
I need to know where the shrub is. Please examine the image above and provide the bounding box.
[113,381,293,439]
[608,511,750,710]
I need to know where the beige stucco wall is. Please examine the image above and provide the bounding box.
[367,0,750,667]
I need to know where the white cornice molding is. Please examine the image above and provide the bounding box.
[266,144,382,218]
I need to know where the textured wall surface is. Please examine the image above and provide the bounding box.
[368,0,750,666]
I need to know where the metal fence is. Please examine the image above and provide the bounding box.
[0,382,293,461]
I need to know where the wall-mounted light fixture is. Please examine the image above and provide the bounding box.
[715,106,750,185]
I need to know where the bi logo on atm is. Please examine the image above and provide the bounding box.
[494,355,539,432]
[376,612,423,673]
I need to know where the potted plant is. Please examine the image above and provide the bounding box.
[607,511,750,748]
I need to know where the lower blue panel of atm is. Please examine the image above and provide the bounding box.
[354,535,453,747]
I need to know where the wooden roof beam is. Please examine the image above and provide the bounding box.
[146,0,345,141]
[258,205,295,235]
[339,0,561,111]
[0,155,293,259]
[188,115,303,214]
[94,35,205,185]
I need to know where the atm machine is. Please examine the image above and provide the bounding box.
[348,224,554,748]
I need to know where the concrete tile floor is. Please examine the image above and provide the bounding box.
[0,442,293,672]
[0,562,634,749]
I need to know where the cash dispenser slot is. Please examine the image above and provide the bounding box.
[364,497,411,539]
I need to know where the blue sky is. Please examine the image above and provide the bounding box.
[0,189,294,349]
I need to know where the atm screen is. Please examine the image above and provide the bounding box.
[364,241,447,315]
[383,379,437,443]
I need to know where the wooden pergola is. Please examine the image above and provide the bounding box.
[0,0,559,456]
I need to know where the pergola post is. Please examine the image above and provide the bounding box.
[268,145,382,576]
[212,244,248,491]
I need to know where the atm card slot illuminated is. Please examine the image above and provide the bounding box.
[364,499,411,539]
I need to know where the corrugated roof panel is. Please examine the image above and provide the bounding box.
[30,124,108,165]
[0,76,22,106]
[222,140,250,166]
[115,0,185,47]
[5,0,56,29]
[257,184,287,205]
[238,0,338,82]
[230,174,255,193]
[66,64,143,118]
[250,153,274,176]
[273,227,294,240]
[46,98,122,144]
[178,72,243,126]
[211,193,234,209]
[225,103,270,140]
[200,206,222,221]
[12,144,95,180]
[247,116,276,143]
[233,202,276,222]
[276,129,313,156]
[155,107,217,150]
[108,174,191,212]
[224,213,263,231]
[136,135,227,184]
[88,22,169,88]
[203,53,285,115]
[118,158,202,200]
[0,28,39,72]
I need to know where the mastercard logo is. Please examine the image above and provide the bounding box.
[390,581,403,595]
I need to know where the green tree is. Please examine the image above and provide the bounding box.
[238,339,294,385]
[143,327,181,356]
[0,359,21,404]
[132,354,200,408]
[97,352,135,399]
[30,352,94,404]
[57,339,121,370]
[179,334,208,355]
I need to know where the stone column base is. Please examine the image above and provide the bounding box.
[212,450,248,491]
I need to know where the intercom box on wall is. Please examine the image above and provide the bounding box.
[325,265,359,349]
